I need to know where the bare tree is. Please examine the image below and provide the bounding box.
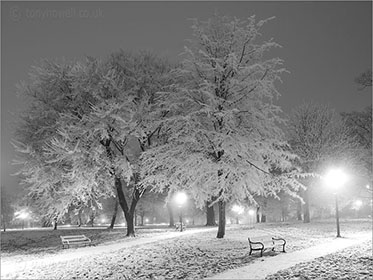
[355,69,372,90]
[288,102,361,222]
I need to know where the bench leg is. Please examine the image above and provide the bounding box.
[249,248,252,255]
[260,249,263,257]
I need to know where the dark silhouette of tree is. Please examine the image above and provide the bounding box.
[355,69,372,90]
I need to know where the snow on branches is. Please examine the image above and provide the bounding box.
[140,14,301,208]
[13,51,174,233]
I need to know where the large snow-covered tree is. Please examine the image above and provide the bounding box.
[13,52,174,236]
[287,102,363,223]
[12,59,107,226]
[140,14,302,238]
[46,51,173,236]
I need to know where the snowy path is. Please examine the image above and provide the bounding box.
[1,227,216,278]
[205,232,372,279]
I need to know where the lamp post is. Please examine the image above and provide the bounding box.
[232,205,244,224]
[174,192,187,232]
[324,168,348,238]
[354,200,363,218]
[18,211,29,230]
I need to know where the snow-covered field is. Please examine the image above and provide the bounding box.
[266,240,373,280]
[1,219,372,279]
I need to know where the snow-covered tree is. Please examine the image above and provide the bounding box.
[12,59,105,226]
[288,102,363,222]
[13,52,174,236]
[43,51,173,236]
[141,14,302,238]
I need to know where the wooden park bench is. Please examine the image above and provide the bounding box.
[60,235,92,249]
[248,237,286,257]
[175,222,186,231]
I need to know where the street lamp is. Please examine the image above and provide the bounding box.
[353,200,363,218]
[18,211,29,230]
[324,168,348,237]
[174,191,187,232]
[354,200,363,208]
[232,205,244,224]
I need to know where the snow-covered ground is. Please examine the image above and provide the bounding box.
[1,219,372,279]
[266,240,373,280]
[207,231,372,279]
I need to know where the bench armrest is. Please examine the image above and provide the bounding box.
[248,238,264,248]
[248,239,264,245]
[272,237,286,252]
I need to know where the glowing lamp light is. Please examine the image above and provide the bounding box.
[174,192,187,206]
[174,191,187,232]
[232,205,244,215]
[354,200,363,208]
[323,168,348,238]
[324,169,348,189]
[19,212,29,219]
[248,209,255,216]
[15,210,30,220]
[15,210,30,230]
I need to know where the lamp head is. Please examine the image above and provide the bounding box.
[174,191,187,206]
[324,168,348,189]
[232,205,244,214]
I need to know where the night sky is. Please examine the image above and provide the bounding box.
[1,1,372,194]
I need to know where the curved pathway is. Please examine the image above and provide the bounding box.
[205,232,372,279]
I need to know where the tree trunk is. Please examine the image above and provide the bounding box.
[89,212,95,227]
[108,198,119,229]
[303,188,310,223]
[297,199,303,221]
[53,217,58,230]
[102,140,142,236]
[140,213,144,226]
[77,208,82,227]
[115,177,143,237]
[261,214,266,223]
[167,203,174,227]
[261,199,267,223]
[216,199,226,238]
[206,200,217,226]
[124,211,135,235]
[256,206,260,223]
